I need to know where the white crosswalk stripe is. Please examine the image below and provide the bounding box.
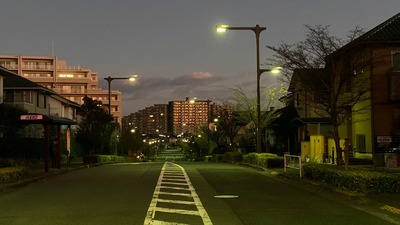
[144,162,213,225]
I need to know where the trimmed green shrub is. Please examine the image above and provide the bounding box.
[203,155,212,162]
[212,154,224,162]
[224,152,243,162]
[303,164,400,194]
[83,155,98,164]
[0,138,44,159]
[266,158,284,168]
[0,158,16,168]
[83,155,138,164]
[243,153,283,168]
[0,166,29,184]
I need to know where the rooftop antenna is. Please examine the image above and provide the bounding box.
[51,40,55,56]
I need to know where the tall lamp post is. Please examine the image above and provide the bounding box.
[104,75,138,117]
[216,24,280,153]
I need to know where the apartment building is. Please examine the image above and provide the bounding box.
[0,55,124,124]
[127,104,168,135]
[169,97,210,136]
[122,97,233,137]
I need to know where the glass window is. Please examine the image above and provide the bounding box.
[24,91,33,103]
[4,90,14,102]
[59,74,74,78]
[390,73,400,101]
[36,93,47,108]
[14,91,24,102]
[356,134,366,152]
[392,52,400,71]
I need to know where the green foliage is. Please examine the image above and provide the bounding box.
[76,97,114,155]
[266,157,285,168]
[224,152,243,162]
[119,128,145,156]
[270,107,300,155]
[242,153,284,168]
[0,104,28,137]
[303,164,400,194]
[0,166,29,184]
[212,154,224,162]
[228,86,285,131]
[83,154,139,164]
[0,138,44,159]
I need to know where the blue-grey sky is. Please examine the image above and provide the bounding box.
[1,1,400,115]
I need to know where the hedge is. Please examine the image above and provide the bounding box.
[224,152,243,162]
[242,153,284,168]
[0,166,29,184]
[303,164,400,194]
[0,138,44,159]
[83,155,139,164]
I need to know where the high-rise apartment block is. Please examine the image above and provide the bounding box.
[123,97,232,137]
[130,104,169,135]
[0,55,124,124]
[169,97,209,136]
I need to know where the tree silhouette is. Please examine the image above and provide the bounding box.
[267,25,369,166]
[76,96,114,155]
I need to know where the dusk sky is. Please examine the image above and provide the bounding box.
[1,1,400,115]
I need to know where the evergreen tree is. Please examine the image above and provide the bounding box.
[76,96,114,155]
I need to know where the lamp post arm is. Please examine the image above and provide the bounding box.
[224,25,266,34]
[216,24,267,153]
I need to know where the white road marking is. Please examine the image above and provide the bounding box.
[144,162,213,225]
[214,195,239,199]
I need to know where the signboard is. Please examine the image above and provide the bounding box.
[20,115,43,120]
[377,136,392,143]
[375,135,400,153]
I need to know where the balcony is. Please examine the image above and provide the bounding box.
[22,65,54,70]
[57,65,83,71]
[0,64,18,70]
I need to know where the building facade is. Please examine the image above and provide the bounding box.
[122,97,232,137]
[0,55,124,124]
[168,97,210,136]
[286,12,400,167]
[127,104,169,135]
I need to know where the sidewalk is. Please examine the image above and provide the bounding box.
[264,164,400,215]
[0,162,86,191]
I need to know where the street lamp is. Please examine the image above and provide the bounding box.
[104,75,138,117]
[216,24,280,153]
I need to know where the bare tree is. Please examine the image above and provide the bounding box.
[267,25,364,83]
[228,85,286,152]
[267,25,369,166]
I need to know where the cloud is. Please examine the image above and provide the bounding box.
[192,71,213,79]
[109,70,264,115]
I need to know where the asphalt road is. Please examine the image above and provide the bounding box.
[0,162,399,225]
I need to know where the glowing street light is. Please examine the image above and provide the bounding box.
[215,24,281,153]
[104,75,138,117]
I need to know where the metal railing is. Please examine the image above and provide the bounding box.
[284,154,302,178]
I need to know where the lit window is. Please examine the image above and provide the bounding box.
[59,74,74,78]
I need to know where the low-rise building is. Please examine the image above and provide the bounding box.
[1,66,80,171]
[0,55,124,124]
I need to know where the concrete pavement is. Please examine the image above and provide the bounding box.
[257,163,400,217]
[2,160,400,218]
